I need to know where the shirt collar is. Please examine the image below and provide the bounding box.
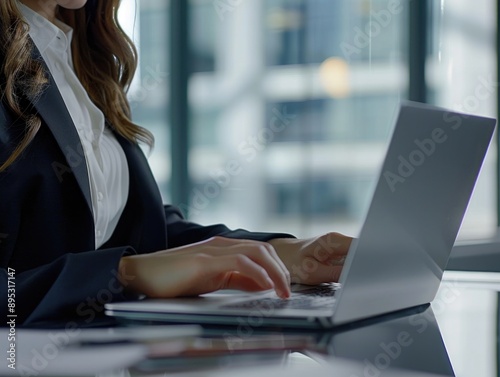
[18,2,74,54]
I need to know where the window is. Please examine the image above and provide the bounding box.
[120,0,171,200]
[428,0,498,240]
[122,0,498,240]
[187,0,408,238]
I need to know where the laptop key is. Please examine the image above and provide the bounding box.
[222,285,337,310]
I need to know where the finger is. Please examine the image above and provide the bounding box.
[207,245,290,298]
[204,254,277,292]
[210,238,291,287]
[181,239,290,296]
[259,242,291,286]
[200,248,289,298]
[223,272,274,292]
[235,241,290,287]
[206,237,289,280]
[159,237,290,295]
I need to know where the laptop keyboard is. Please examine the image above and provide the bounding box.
[222,284,338,311]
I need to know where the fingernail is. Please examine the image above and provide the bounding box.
[278,288,290,299]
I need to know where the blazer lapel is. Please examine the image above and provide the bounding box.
[28,47,93,217]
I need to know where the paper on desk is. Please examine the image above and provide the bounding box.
[72,324,202,344]
[0,325,201,376]
[0,329,145,376]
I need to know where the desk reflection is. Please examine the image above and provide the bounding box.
[321,306,454,376]
[132,305,454,376]
[436,272,500,377]
[117,272,500,376]
[10,271,500,376]
[9,272,500,376]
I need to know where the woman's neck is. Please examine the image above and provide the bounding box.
[19,0,58,23]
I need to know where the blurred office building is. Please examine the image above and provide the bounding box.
[121,0,497,240]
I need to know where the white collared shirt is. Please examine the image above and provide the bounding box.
[19,3,130,249]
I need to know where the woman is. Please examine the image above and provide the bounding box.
[0,0,352,326]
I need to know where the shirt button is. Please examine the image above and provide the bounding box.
[96,230,102,237]
[97,192,104,201]
[54,62,62,71]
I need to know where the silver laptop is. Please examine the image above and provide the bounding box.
[106,101,496,329]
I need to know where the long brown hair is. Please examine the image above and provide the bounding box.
[0,0,153,172]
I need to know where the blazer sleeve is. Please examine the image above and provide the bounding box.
[0,247,138,326]
[1,208,294,326]
[164,205,296,248]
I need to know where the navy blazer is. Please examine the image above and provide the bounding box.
[0,45,292,326]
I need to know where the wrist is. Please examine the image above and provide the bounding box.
[118,256,140,294]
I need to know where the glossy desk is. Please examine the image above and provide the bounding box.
[112,271,500,376]
[5,270,500,377]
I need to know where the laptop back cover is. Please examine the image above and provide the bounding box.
[331,101,496,326]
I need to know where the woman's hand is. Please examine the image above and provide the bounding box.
[269,232,353,285]
[118,236,291,299]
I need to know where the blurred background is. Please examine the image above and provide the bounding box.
[118,0,498,241]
